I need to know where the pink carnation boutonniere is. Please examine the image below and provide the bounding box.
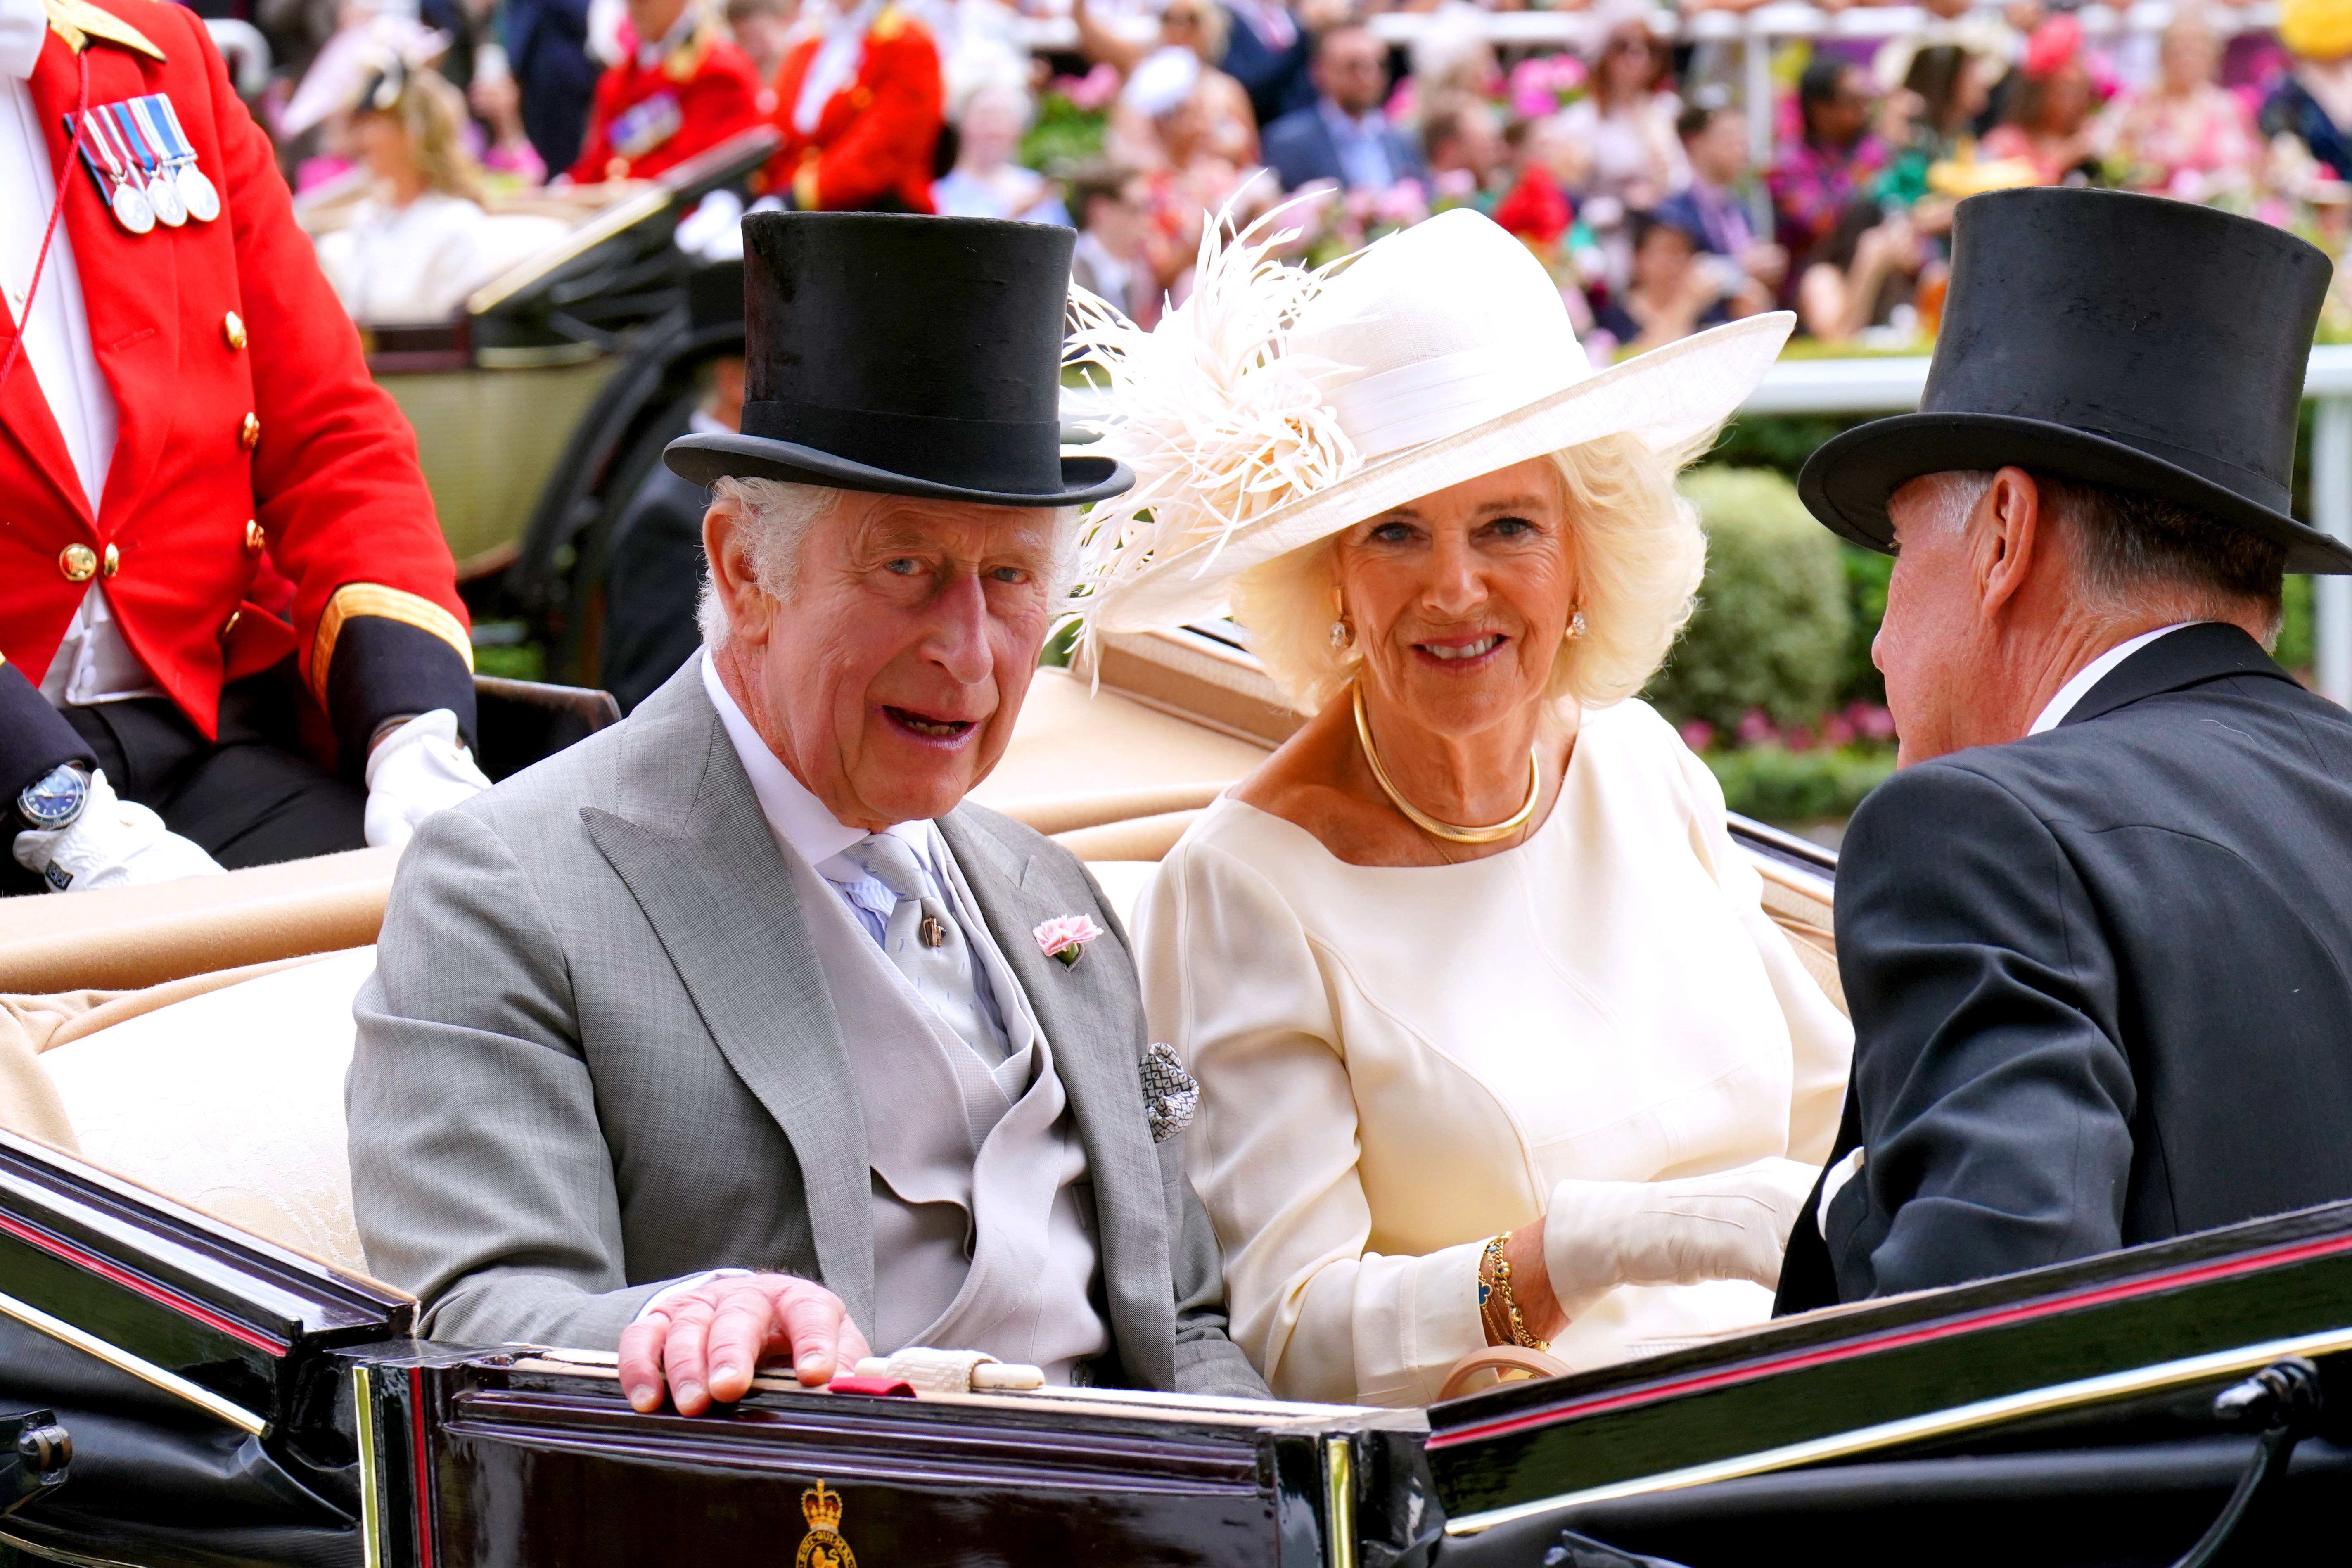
[1034,914,1104,968]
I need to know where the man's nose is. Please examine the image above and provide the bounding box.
[923,571,995,683]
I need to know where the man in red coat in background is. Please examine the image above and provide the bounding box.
[568,0,763,184]
[770,0,941,212]
[2,0,491,894]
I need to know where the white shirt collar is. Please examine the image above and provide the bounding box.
[2027,622,2199,736]
[0,0,45,82]
[697,649,934,874]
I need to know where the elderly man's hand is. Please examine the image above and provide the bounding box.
[617,1273,872,1414]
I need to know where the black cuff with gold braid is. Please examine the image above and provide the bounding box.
[0,654,98,805]
[312,585,477,775]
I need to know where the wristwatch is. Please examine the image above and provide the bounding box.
[14,763,92,833]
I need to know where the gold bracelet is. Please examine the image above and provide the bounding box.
[1478,1232,1549,1352]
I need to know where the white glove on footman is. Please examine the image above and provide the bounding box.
[12,769,225,892]
[1543,1155,1819,1312]
[363,709,494,850]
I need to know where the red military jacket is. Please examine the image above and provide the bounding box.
[0,0,472,790]
[567,22,763,185]
[768,4,942,213]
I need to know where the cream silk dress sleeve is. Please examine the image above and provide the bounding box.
[1135,835,1491,1407]
[1670,740,1852,1167]
[1136,699,1855,1407]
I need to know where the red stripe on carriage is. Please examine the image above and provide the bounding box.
[1427,1229,2352,1449]
[0,1210,290,1355]
[413,1364,436,1568]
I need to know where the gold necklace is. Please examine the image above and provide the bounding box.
[1351,683,1542,846]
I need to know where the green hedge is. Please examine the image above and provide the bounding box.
[1645,466,1852,734]
[1706,743,1897,824]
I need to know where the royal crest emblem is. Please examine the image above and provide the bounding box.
[794,1480,856,1568]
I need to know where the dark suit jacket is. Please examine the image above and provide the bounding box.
[600,464,709,716]
[1261,102,1425,192]
[1218,2,1314,130]
[1778,624,2352,1312]
[505,0,601,176]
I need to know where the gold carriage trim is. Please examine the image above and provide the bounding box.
[310,583,475,708]
[44,0,166,60]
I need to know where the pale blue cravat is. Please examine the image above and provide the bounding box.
[834,833,1007,1064]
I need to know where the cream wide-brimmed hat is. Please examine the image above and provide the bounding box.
[1066,207,1794,636]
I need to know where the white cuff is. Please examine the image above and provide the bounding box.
[1818,1146,1866,1235]
[631,1268,753,1325]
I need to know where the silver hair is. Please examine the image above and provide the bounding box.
[1906,469,1996,538]
[1897,467,2283,641]
[696,477,840,650]
[696,477,1086,650]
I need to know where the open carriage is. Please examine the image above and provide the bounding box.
[304,127,776,585]
[1,636,2340,1568]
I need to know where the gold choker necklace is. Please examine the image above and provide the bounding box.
[1351,683,1542,846]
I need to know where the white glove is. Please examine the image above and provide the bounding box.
[11,768,225,893]
[1542,1156,1819,1311]
[363,709,493,850]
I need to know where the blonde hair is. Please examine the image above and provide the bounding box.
[360,66,484,202]
[1231,432,1710,716]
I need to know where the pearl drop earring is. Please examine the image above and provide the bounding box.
[1330,618,1351,650]
[1568,610,1589,639]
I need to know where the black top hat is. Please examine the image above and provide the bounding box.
[1798,188,2352,574]
[665,213,1132,508]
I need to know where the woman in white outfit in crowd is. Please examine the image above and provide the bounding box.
[1069,208,1851,1407]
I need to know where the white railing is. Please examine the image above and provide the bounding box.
[1740,344,2352,704]
[1016,4,2280,57]
[1014,3,2285,168]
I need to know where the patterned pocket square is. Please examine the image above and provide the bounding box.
[1140,1041,1200,1144]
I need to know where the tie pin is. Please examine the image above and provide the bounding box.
[919,916,946,949]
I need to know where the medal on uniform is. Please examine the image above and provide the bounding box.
[107,101,185,228]
[65,106,154,234]
[147,95,220,224]
[610,90,683,161]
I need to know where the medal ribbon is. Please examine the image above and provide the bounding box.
[67,103,128,197]
[124,96,180,173]
[152,94,199,161]
[1,54,94,402]
[140,95,197,168]
[103,102,159,179]
[79,105,136,190]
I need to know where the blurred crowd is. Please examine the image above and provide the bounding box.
[190,0,2352,348]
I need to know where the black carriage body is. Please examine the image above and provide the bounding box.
[354,1353,1431,1568]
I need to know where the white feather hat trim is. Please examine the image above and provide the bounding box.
[1067,207,1794,637]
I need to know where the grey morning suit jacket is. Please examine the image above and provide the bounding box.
[345,661,1265,1397]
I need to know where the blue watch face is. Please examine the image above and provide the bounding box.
[18,765,90,830]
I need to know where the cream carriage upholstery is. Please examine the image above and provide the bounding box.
[0,632,1840,1281]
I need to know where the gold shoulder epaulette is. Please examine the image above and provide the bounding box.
[43,0,166,61]
[870,5,907,42]
[662,19,716,82]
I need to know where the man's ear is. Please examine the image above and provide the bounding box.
[1972,465,2044,621]
[704,503,773,648]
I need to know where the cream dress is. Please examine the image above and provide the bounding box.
[1134,697,1852,1407]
